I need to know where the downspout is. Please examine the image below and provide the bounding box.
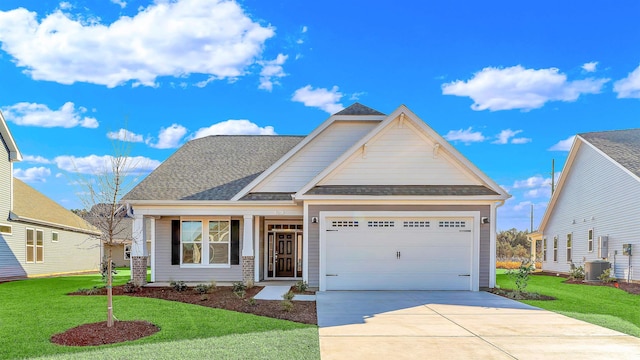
[489,200,506,289]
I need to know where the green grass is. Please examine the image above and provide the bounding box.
[0,272,318,360]
[497,273,640,337]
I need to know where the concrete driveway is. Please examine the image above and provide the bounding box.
[317,291,640,360]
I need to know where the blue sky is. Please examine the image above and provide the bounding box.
[1,0,639,231]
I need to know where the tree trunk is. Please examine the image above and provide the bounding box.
[107,247,114,327]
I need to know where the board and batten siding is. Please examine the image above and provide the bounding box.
[320,122,478,186]
[253,121,379,193]
[153,217,243,282]
[543,143,640,281]
[1,223,100,280]
[307,205,490,289]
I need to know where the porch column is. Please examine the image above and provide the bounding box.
[241,215,254,284]
[131,214,147,286]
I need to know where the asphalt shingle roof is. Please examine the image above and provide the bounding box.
[239,193,295,201]
[304,185,499,196]
[334,103,385,116]
[124,135,304,201]
[580,129,640,178]
[12,178,97,233]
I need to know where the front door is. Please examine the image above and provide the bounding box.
[275,233,295,277]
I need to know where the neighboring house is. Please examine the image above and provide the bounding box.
[123,104,510,290]
[84,204,151,268]
[539,129,640,282]
[0,112,100,281]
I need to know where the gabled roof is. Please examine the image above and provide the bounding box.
[10,178,98,234]
[334,103,385,116]
[0,110,22,161]
[580,129,640,178]
[305,185,499,196]
[295,105,510,200]
[124,135,304,201]
[539,128,640,231]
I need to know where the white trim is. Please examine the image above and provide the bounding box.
[51,231,59,242]
[132,207,302,217]
[296,105,510,200]
[0,110,23,161]
[253,216,261,283]
[124,244,132,260]
[318,210,480,291]
[242,215,254,257]
[303,202,309,283]
[0,223,12,235]
[35,229,44,263]
[149,217,156,283]
[8,212,100,235]
[489,203,497,288]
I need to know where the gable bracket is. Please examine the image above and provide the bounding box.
[433,143,441,159]
[398,113,405,128]
[362,143,368,159]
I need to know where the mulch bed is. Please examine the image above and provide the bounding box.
[51,321,159,346]
[564,279,640,294]
[55,284,317,347]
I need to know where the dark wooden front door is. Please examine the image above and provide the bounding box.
[276,233,294,277]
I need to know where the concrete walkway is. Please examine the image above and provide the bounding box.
[317,291,640,360]
[254,285,316,301]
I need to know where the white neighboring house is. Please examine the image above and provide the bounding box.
[123,103,510,290]
[539,129,640,281]
[0,111,101,281]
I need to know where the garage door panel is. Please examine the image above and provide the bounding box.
[325,216,473,291]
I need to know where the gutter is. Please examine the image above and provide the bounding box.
[9,211,101,236]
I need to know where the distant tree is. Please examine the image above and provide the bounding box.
[497,228,531,260]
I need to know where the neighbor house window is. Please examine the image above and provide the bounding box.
[181,219,230,266]
[0,224,11,235]
[553,236,558,262]
[52,232,59,242]
[588,229,593,252]
[124,244,131,260]
[26,229,44,263]
[566,233,572,262]
[543,238,547,261]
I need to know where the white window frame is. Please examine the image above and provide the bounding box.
[588,229,594,253]
[124,244,131,260]
[180,217,231,268]
[553,236,558,262]
[36,229,44,263]
[52,231,59,242]
[26,228,35,263]
[0,224,11,235]
[543,237,547,261]
[566,233,572,263]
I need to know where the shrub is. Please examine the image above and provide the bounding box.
[569,265,585,280]
[247,297,257,306]
[281,300,293,312]
[507,260,535,294]
[232,281,247,298]
[294,280,308,293]
[170,280,188,292]
[599,268,616,283]
[282,290,295,301]
[123,281,141,293]
[100,258,118,282]
[245,279,254,289]
[194,283,213,295]
[77,286,102,295]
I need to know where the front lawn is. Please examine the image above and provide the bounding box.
[496,273,640,337]
[0,272,319,360]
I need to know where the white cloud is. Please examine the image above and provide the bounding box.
[54,155,160,175]
[513,175,551,189]
[301,26,308,33]
[549,135,575,151]
[492,129,531,144]
[148,124,188,149]
[442,65,609,111]
[192,119,276,139]
[258,54,288,91]
[59,2,73,10]
[110,0,127,8]
[513,200,533,212]
[0,0,275,87]
[444,127,486,144]
[1,102,99,128]
[292,85,344,114]
[582,61,598,73]
[107,129,144,142]
[22,155,52,164]
[613,65,640,99]
[13,167,51,182]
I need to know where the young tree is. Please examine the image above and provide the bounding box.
[78,141,139,327]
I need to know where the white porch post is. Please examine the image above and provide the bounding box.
[131,214,147,285]
[149,217,156,283]
[253,216,261,283]
[242,215,254,283]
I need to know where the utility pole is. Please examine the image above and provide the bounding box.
[551,159,555,195]
[530,204,534,233]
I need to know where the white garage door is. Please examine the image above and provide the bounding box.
[324,217,474,290]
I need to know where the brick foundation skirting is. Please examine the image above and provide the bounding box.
[242,256,254,283]
[131,256,147,286]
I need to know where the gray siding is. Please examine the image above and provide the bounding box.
[153,217,243,283]
[307,205,490,288]
[104,242,151,268]
[543,144,640,281]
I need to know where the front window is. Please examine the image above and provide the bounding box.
[588,229,593,252]
[566,233,572,262]
[553,236,558,262]
[181,219,230,266]
[124,244,131,260]
[543,238,547,261]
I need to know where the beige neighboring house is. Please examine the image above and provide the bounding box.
[1,112,101,281]
[124,103,510,290]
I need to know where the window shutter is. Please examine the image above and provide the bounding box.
[171,220,180,265]
[231,220,240,265]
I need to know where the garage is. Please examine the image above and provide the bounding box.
[322,213,477,291]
